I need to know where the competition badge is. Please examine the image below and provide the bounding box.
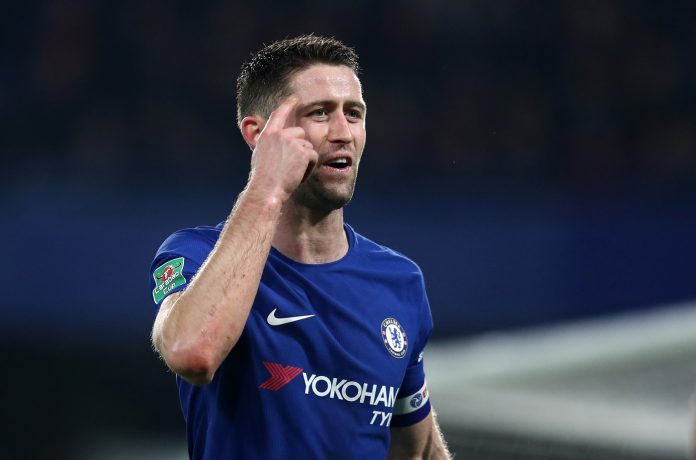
[152,257,186,304]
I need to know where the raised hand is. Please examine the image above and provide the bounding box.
[249,96,318,203]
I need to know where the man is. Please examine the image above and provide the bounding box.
[149,35,451,459]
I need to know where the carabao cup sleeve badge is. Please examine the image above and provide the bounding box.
[381,317,408,358]
[152,257,186,304]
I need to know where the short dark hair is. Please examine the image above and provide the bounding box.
[236,35,360,125]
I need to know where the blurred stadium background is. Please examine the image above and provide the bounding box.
[3,1,696,458]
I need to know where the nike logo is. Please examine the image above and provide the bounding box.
[267,308,315,326]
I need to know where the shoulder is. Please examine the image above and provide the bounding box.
[348,224,424,278]
[157,222,224,253]
[348,224,433,337]
[152,222,224,267]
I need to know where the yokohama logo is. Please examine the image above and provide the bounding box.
[258,361,398,409]
[258,361,303,391]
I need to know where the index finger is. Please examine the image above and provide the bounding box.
[265,96,299,131]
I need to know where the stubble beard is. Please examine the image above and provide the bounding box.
[290,166,359,215]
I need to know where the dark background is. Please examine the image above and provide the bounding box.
[2,1,695,458]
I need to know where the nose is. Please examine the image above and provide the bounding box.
[328,111,353,144]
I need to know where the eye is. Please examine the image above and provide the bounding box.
[310,108,328,118]
[346,109,363,121]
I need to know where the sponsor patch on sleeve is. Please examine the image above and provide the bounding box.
[152,257,186,304]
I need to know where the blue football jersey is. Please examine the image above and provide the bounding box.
[149,222,434,459]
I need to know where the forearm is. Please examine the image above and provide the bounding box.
[153,181,282,383]
[426,413,452,460]
[388,410,452,460]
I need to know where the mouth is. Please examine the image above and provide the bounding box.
[322,155,353,171]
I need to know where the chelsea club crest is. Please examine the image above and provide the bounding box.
[381,317,408,359]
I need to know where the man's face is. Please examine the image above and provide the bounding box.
[285,64,367,212]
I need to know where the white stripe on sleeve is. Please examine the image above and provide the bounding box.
[392,381,429,415]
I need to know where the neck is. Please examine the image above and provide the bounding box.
[272,202,348,264]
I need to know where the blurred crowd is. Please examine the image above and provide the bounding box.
[5,0,696,191]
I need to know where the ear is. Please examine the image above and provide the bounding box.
[240,116,266,151]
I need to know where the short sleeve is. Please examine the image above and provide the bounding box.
[391,273,434,427]
[149,228,216,312]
